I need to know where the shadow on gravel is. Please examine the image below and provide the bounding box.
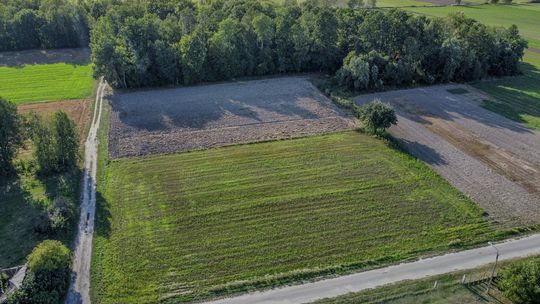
[397,138,448,166]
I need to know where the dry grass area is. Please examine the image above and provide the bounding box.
[108,77,357,158]
[354,84,540,227]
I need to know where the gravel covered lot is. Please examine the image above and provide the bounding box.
[354,84,540,226]
[109,77,357,158]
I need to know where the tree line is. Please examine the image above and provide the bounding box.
[0,0,528,90]
[0,0,94,52]
[88,0,527,90]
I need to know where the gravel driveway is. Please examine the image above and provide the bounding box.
[354,84,540,227]
[109,77,357,158]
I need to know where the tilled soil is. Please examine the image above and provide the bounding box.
[354,84,540,227]
[109,77,357,158]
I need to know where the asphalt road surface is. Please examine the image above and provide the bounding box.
[66,78,106,304]
[205,234,540,304]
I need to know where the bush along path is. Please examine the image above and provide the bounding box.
[66,78,106,304]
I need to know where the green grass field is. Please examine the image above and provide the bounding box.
[0,63,95,104]
[91,131,499,303]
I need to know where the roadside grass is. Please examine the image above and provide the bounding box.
[404,3,540,49]
[0,63,95,104]
[311,258,519,304]
[91,131,504,303]
[475,51,540,131]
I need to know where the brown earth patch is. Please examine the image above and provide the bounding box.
[18,99,92,142]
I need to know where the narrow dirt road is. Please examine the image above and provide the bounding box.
[204,234,540,304]
[66,78,106,304]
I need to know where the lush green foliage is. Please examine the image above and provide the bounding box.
[8,240,71,304]
[0,63,95,104]
[92,132,495,303]
[358,99,397,134]
[0,0,88,51]
[32,111,79,174]
[89,0,526,89]
[0,98,23,176]
[498,257,540,304]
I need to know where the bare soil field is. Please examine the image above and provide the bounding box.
[109,77,357,158]
[0,48,90,67]
[354,84,540,227]
[18,99,92,141]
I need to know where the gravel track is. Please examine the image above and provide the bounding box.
[109,77,357,158]
[354,84,540,226]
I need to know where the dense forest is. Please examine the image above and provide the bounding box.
[0,0,528,90]
[0,0,92,51]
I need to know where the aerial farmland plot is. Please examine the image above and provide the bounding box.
[0,48,95,104]
[354,84,540,227]
[92,77,502,303]
[108,77,357,158]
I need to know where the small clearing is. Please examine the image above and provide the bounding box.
[108,77,357,158]
[354,84,540,227]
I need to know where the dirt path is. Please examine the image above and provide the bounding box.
[354,84,540,227]
[66,78,106,304]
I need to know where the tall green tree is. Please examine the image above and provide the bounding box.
[0,97,23,176]
[52,111,79,172]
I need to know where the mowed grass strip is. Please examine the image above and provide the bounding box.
[92,131,495,303]
[477,51,540,130]
[0,63,94,104]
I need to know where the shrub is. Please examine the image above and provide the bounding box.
[498,257,540,304]
[8,240,71,304]
[32,196,73,235]
[358,99,397,134]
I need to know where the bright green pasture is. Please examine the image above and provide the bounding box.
[0,63,94,104]
[477,50,540,130]
[91,131,496,303]
[405,3,540,49]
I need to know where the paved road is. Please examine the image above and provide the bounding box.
[205,234,540,304]
[66,78,106,304]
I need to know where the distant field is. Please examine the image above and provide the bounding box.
[0,63,95,104]
[92,131,496,303]
[405,3,540,49]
